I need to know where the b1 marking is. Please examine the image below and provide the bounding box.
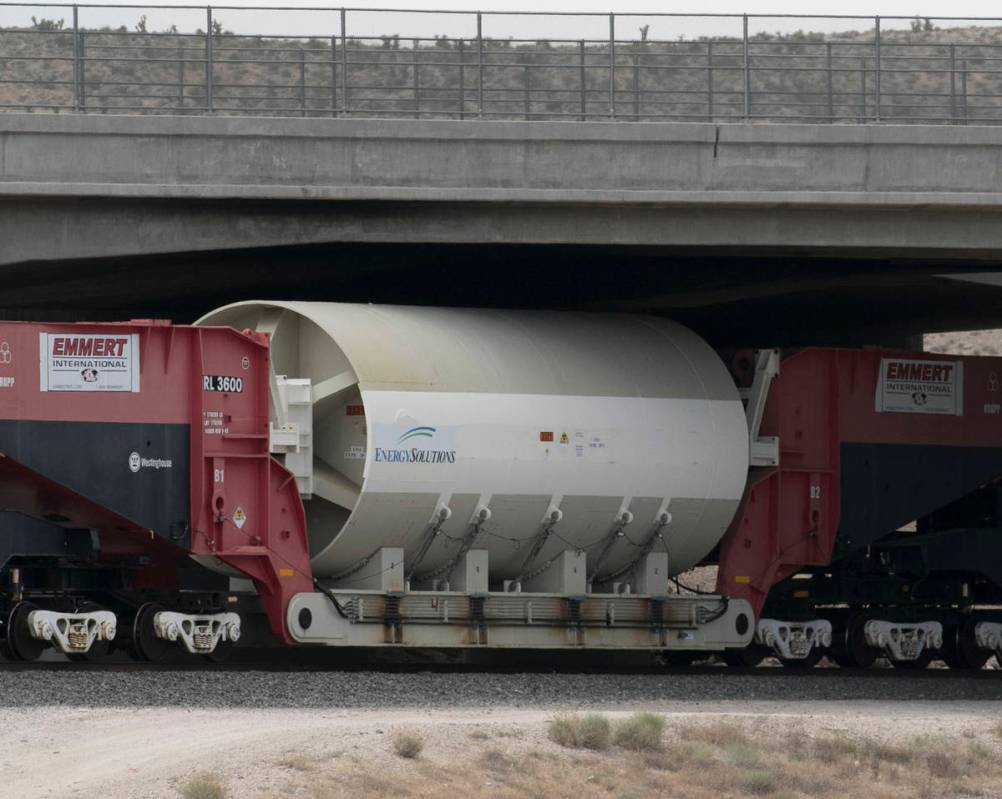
[203,375,244,393]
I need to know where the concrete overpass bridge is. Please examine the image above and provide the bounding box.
[3,112,1002,345]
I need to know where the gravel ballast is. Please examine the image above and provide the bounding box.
[1,667,1001,708]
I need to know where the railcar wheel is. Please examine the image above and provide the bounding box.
[662,651,696,667]
[890,650,933,670]
[133,603,170,663]
[943,617,991,670]
[66,603,113,662]
[4,602,44,662]
[67,638,112,662]
[0,609,17,660]
[832,614,877,669]
[722,645,769,667]
[203,639,235,664]
[779,648,824,669]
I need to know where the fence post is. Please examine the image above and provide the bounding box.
[961,59,968,124]
[458,39,465,119]
[413,38,421,118]
[874,16,881,121]
[340,8,348,115]
[579,39,586,120]
[743,13,751,120]
[632,51,639,120]
[299,48,307,117]
[523,62,530,120]
[476,12,484,118]
[608,13,615,118]
[706,40,713,122]
[77,20,87,111]
[178,45,185,113]
[826,42,833,122]
[205,7,213,112]
[72,5,80,111]
[860,57,866,121]
[330,36,337,117]
[949,43,956,122]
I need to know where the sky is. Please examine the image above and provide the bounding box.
[3,0,1002,40]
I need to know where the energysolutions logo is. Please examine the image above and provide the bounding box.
[397,426,436,444]
[374,424,457,464]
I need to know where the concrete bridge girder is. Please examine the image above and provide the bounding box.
[2,114,1002,343]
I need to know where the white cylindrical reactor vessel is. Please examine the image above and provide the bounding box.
[197,302,749,586]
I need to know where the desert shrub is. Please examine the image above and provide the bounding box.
[812,735,858,761]
[723,739,764,768]
[613,712,666,752]
[548,713,611,750]
[862,739,915,765]
[392,731,424,759]
[179,773,227,799]
[926,750,962,780]
[741,769,779,795]
[479,747,517,773]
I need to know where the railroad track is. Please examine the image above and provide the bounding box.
[1,653,1001,676]
[1,663,1000,711]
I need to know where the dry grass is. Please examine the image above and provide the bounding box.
[392,731,424,759]
[613,712,666,752]
[548,713,612,751]
[239,717,1002,799]
[177,772,227,799]
[741,769,780,795]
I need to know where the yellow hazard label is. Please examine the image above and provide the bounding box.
[232,507,247,529]
[279,568,294,577]
[734,575,751,584]
[559,432,570,444]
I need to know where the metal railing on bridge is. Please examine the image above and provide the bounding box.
[2,5,1002,123]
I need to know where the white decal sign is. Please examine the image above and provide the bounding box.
[40,332,140,393]
[876,357,962,415]
[372,424,457,465]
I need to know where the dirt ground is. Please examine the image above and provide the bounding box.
[3,699,1002,799]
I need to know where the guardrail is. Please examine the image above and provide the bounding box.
[1,6,1002,123]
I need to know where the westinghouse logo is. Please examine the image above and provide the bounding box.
[128,451,174,473]
[374,425,457,464]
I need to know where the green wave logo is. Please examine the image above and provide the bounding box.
[397,426,436,444]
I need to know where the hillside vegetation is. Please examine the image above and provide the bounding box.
[926,330,1002,357]
[3,18,1002,121]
